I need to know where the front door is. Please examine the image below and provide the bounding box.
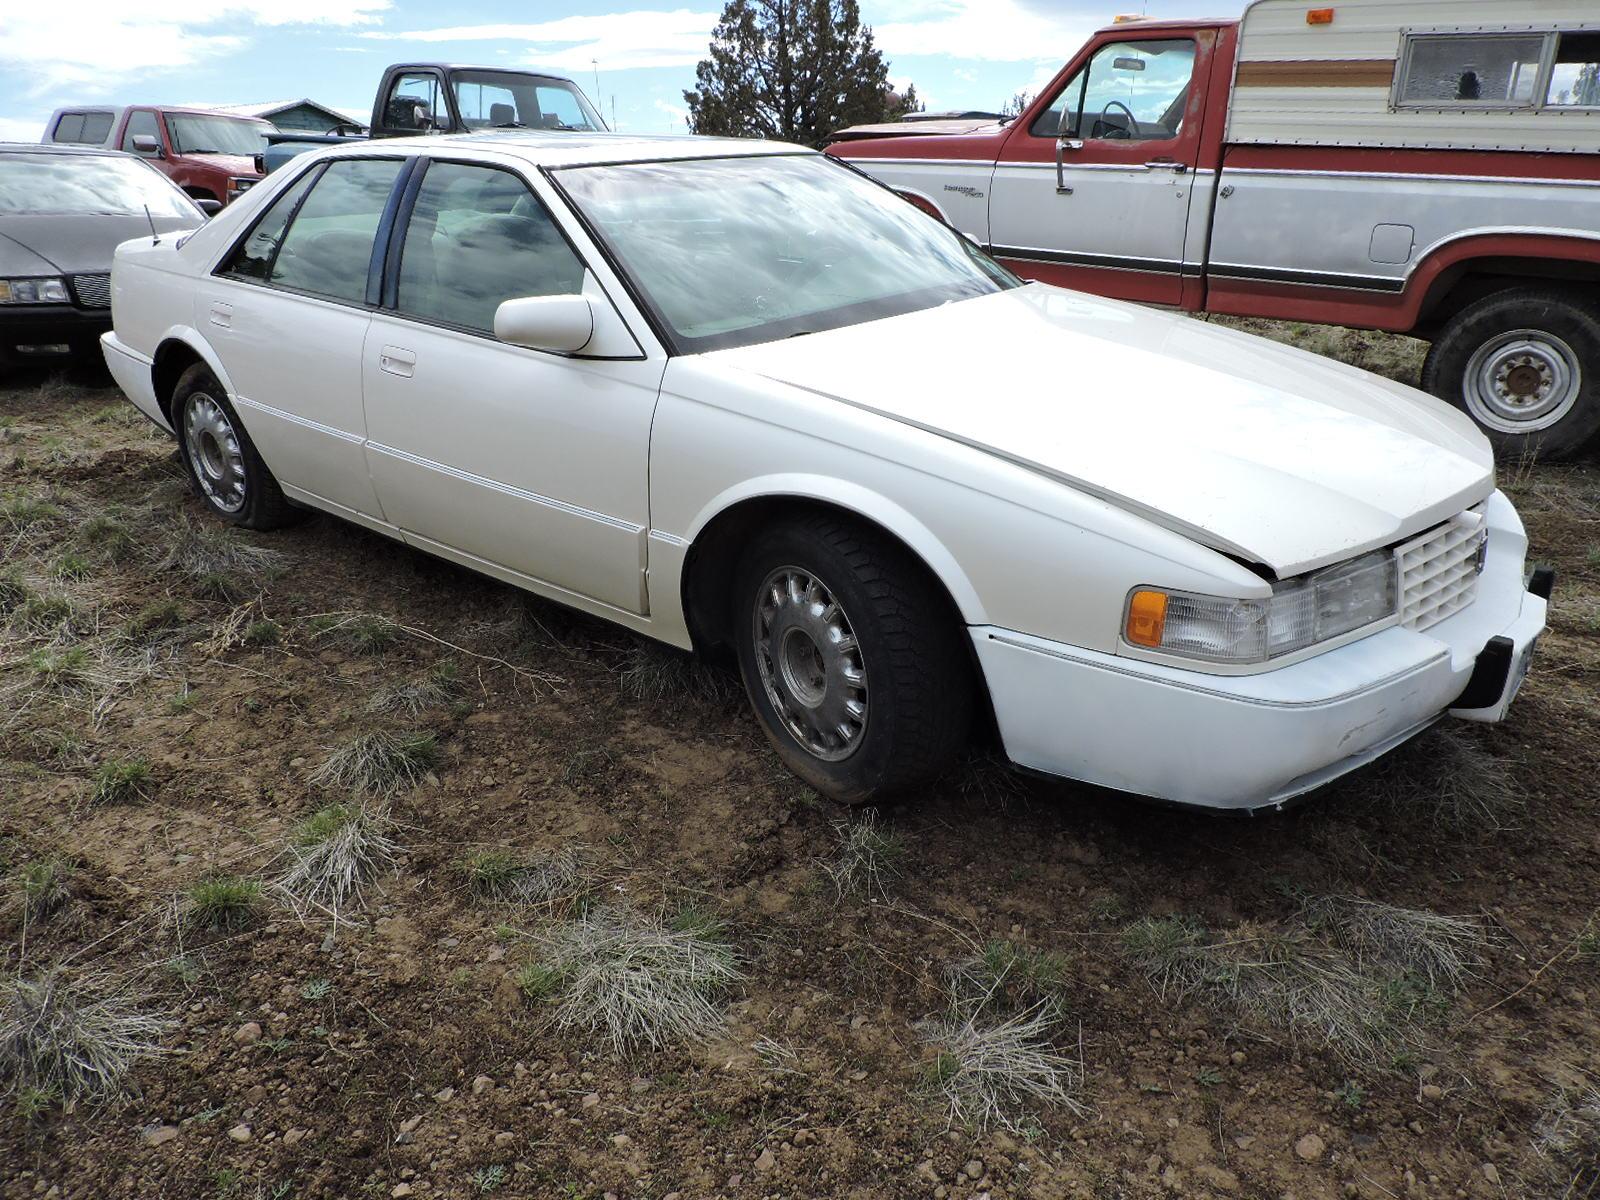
[359,158,663,615]
[198,156,407,519]
[988,31,1211,306]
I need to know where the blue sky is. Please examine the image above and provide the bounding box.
[0,1,1236,143]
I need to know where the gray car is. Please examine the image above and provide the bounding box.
[0,143,206,368]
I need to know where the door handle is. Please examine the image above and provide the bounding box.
[1144,159,1190,174]
[379,346,416,378]
[1055,137,1083,195]
[208,302,232,329]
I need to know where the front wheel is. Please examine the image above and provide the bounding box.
[733,514,974,804]
[1422,287,1600,462]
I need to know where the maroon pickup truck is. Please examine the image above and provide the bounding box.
[44,105,271,207]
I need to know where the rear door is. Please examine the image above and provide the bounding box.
[197,156,408,520]
[987,29,1214,305]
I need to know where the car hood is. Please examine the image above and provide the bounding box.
[701,284,1494,577]
[0,213,200,275]
[183,152,259,177]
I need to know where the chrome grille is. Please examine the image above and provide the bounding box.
[1396,507,1486,630]
[72,273,111,308]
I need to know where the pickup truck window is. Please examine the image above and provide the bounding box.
[395,162,585,335]
[269,158,405,305]
[51,112,113,145]
[169,114,269,157]
[451,70,604,132]
[386,73,450,132]
[1030,39,1195,141]
[122,110,162,156]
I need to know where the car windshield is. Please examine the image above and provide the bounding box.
[0,152,197,218]
[556,154,1018,353]
[168,114,270,156]
[452,71,605,132]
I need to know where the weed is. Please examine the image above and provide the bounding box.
[26,646,89,691]
[310,731,439,795]
[19,858,72,922]
[50,553,91,581]
[299,978,333,1001]
[16,595,75,635]
[75,515,136,563]
[823,811,906,900]
[1534,1088,1600,1197]
[528,905,743,1054]
[1336,1080,1367,1110]
[0,569,31,615]
[616,640,738,704]
[514,962,566,1002]
[127,599,184,638]
[469,1164,507,1194]
[276,802,401,919]
[243,619,281,648]
[340,614,399,655]
[948,940,1069,1012]
[14,1082,61,1120]
[163,956,202,987]
[92,757,155,805]
[0,968,171,1103]
[1196,1067,1224,1087]
[166,684,197,714]
[0,492,62,530]
[1302,896,1488,990]
[368,660,460,716]
[1362,728,1522,832]
[919,998,1085,1132]
[158,518,284,586]
[184,876,263,930]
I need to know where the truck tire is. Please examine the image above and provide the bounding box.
[171,363,301,530]
[733,513,973,804]
[1422,286,1600,462]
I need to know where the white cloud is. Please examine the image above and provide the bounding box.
[653,97,690,131]
[365,10,720,73]
[874,0,1092,63]
[0,1,390,96]
[0,115,50,144]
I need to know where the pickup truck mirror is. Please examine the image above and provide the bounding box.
[131,134,163,158]
[195,198,223,217]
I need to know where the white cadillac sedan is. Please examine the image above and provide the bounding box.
[102,132,1549,811]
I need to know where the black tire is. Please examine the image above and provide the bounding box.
[170,362,301,530]
[1421,286,1600,462]
[733,513,973,804]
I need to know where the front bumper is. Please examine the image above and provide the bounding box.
[974,492,1546,812]
[0,305,110,361]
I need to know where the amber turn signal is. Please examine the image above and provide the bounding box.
[1126,589,1169,648]
[1307,8,1334,24]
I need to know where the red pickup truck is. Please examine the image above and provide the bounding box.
[44,105,271,208]
[829,1,1600,459]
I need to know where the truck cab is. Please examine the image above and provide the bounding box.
[45,106,271,206]
[830,2,1600,460]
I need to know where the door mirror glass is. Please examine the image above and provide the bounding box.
[195,197,222,217]
[494,294,594,353]
[131,134,161,155]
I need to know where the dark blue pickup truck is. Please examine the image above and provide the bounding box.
[259,63,608,173]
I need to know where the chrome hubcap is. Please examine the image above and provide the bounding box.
[1463,329,1582,434]
[182,392,246,513]
[752,567,868,762]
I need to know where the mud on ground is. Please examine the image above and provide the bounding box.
[2,331,1598,1200]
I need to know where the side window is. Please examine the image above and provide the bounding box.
[1031,39,1196,141]
[81,112,113,144]
[1547,32,1600,108]
[270,158,405,304]
[218,168,322,282]
[394,162,585,335]
[52,113,86,143]
[1398,33,1546,106]
[384,73,449,132]
[121,110,161,155]
[533,86,588,130]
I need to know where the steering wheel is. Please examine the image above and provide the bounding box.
[1098,100,1141,140]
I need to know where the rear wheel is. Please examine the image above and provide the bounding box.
[1422,286,1600,462]
[171,363,300,530]
[733,514,973,804]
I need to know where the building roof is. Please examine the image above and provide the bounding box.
[207,99,367,126]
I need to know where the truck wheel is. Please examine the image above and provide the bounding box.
[171,363,301,530]
[1422,287,1600,462]
[733,514,973,804]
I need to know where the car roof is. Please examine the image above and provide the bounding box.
[355,130,810,169]
[0,141,126,158]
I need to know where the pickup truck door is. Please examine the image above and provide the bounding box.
[987,30,1214,306]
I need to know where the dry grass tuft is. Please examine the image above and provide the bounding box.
[524,905,743,1055]
[1534,1088,1600,1198]
[184,876,263,930]
[460,844,585,908]
[823,811,907,901]
[919,997,1085,1131]
[0,968,171,1106]
[17,858,73,924]
[310,731,440,795]
[91,757,155,805]
[368,661,461,717]
[1361,728,1523,832]
[948,939,1070,1013]
[1300,895,1489,990]
[275,802,401,920]
[616,641,739,705]
[157,518,283,589]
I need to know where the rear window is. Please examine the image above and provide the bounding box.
[51,112,113,145]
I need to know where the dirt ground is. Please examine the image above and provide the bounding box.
[2,324,1598,1200]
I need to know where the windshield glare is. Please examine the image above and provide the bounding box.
[168,114,271,156]
[452,71,605,132]
[0,153,198,218]
[558,155,1018,353]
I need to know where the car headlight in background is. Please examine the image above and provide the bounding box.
[1124,549,1398,666]
[0,278,70,304]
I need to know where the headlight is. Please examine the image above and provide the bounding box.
[1124,549,1397,665]
[0,278,70,304]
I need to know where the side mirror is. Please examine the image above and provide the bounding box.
[412,102,436,133]
[132,134,163,157]
[195,198,223,217]
[494,295,596,353]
